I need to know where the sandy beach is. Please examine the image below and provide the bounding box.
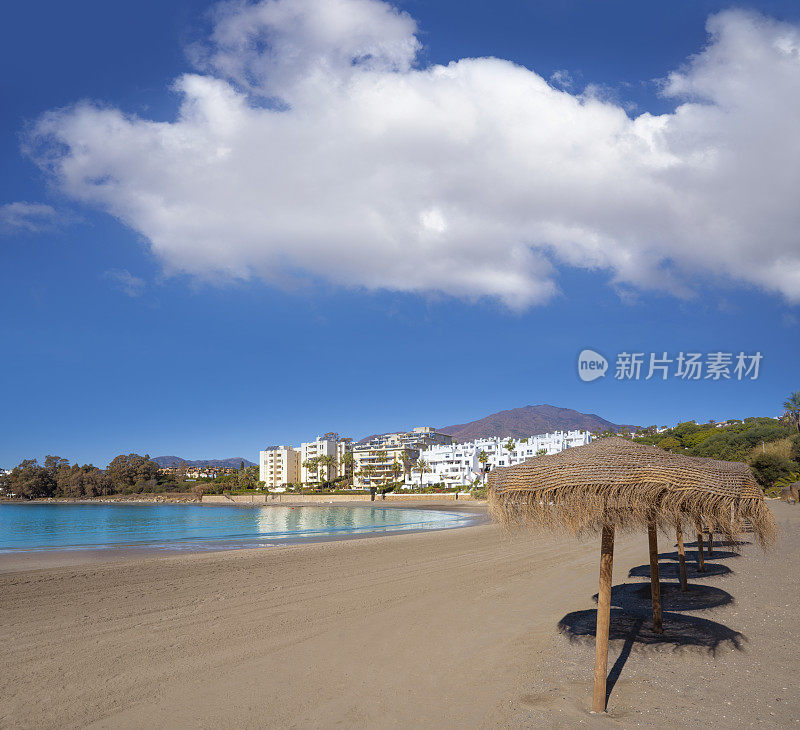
[1,500,798,729]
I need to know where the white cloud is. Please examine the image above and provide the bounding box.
[24,3,800,308]
[0,202,58,233]
[549,69,574,90]
[104,269,146,297]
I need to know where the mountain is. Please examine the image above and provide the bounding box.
[438,405,639,441]
[152,456,257,468]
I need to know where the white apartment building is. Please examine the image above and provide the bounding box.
[259,445,301,488]
[404,430,592,488]
[352,427,453,487]
[300,432,352,483]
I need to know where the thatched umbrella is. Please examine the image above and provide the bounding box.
[488,437,776,713]
[687,457,768,572]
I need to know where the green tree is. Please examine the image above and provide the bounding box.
[658,436,683,453]
[784,391,800,434]
[340,451,355,478]
[750,453,798,489]
[136,454,159,484]
[414,458,431,490]
[106,455,135,490]
[504,439,516,457]
[236,466,258,489]
[390,456,402,483]
[317,454,334,486]
[302,457,320,484]
[477,450,489,485]
[106,454,159,493]
[399,449,412,481]
[791,435,800,462]
[62,464,108,498]
[358,463,375,486]
[6,460,55,499]
[44,455,69,478]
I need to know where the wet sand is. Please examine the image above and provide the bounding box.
[1,501,797,728]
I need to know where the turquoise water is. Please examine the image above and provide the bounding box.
[0,503,473,553]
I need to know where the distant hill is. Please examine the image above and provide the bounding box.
[439,405,639,441]
[356,405,638,444]
[153,456,257,468]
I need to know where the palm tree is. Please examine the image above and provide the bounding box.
[784,391,800,434]
[390,456,402,484]
[399,449,412,481]
[317,454,335,486]
[358,463,375,487]
[340,451,355,479]
[477,449,489,485]
[414,458,431,490]
[302,457,319,485]
[504,439,516,460]
[775,471,800,488]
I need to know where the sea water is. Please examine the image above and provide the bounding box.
[0,503,472,553]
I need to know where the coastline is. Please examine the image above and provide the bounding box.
[0,501,488,573]
[0,494,197,504]
[0,493,479,505]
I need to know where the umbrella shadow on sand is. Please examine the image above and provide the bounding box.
[593,581,734,613]
[628,561,732,580]
[682,539,751,549]
[559,586,744,706]
[659,549,740,562]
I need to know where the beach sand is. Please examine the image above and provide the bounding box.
[1,501,797,729]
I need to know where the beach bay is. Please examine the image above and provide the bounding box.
[1,501,798,729]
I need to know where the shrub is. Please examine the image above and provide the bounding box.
[749,453,799,489]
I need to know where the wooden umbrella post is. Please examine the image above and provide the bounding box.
[676,523,688,592]
[707,526,714,556]
[647,516,663,633]
[696,524,706,573]
[592,523,615,713]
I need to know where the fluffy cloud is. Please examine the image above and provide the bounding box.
[25,2,800,308]
[0,202,58,233]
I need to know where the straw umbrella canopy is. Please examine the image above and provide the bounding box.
[683,456,767,564]
[488,437,777,713]
[489,437,775,544]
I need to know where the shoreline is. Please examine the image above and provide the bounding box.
[0,494,197,504]
[0,501,488,574]
[0,493,483,505]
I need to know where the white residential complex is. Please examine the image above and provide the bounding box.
[260,432,353,488]
[405,430,592,489]
[352,427,453,488]
[259,445,301,488]
[260,428,591,490]
[300,432,352,483]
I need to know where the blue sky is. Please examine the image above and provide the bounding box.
[1,0,799,468]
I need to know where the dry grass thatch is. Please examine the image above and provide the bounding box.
[488,437,777,548]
